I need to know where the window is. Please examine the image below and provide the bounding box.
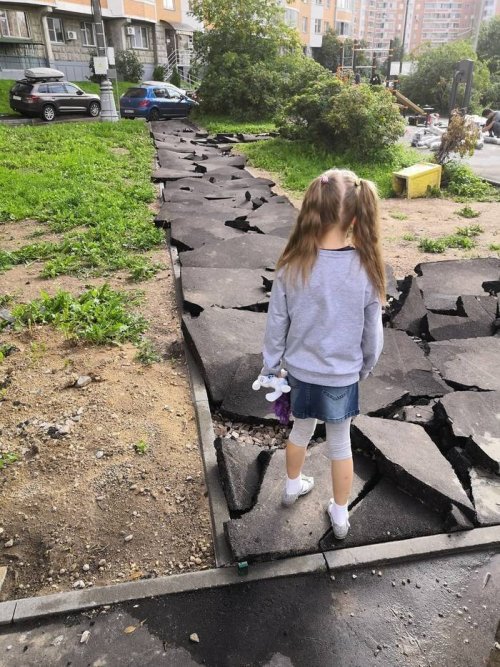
[323,20,330,32]
[285,8,299,28]
[47,17,64,43]
[64,84,81,94]
[164,0,175,7]
[153,87,167,98]
[48,83,67,94]
[0,9,30,38]
[314,18,321,33]
[302,16,308,32]
[131,25,149,49]
[80,21,96,46]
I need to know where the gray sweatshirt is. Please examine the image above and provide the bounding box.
[262,248,384,386]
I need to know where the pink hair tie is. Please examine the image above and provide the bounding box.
[321,175,329,184]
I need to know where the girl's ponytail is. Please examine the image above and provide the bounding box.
[352,178,386,303]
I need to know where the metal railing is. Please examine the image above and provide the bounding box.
[163,48,199,88]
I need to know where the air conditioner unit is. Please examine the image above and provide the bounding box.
[126,26,135,36]
[66,30,77,40]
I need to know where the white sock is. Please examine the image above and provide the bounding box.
[286,474,302,495]
[330,500,348,525]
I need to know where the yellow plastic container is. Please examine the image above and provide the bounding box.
[392,163,442,199]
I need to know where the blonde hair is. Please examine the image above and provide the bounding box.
[276,169,386,302]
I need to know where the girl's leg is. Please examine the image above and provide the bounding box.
[325,419,353,530]
[286,417,317,478]
[282,418,317,505]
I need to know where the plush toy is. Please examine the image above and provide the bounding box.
[252,371,291,402]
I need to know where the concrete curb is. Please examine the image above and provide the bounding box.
[324,525,500,571]
[0,115,100,126]
[1,527,499,625]
[166,225,232,568]
[0,553,326,625]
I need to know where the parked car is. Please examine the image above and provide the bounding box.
[120,84,198,121]
[9,68,101,122]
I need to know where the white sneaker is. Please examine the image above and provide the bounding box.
[282,474,315,507]
[327,499,350,540]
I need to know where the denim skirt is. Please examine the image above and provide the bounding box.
[288,374,359,423]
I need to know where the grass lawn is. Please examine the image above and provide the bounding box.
[0,121,161,280]
[0,79,136,116]
[191,111,276,135]
[236,138,422,199]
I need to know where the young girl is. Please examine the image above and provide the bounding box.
[261,168,385,539]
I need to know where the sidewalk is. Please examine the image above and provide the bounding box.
[0,550,498,666]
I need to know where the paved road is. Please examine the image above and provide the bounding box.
[0,551,498,666]
[402,125,500,185]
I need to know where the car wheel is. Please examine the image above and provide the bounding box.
[88,101,101,117]
[148,107,160,122]
[41,104,56,122]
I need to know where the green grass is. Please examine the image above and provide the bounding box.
[133,439,149,455]
[402,232,417,241]
[236,138,422,199]
[135,339,162,365]
[11,285,147,345]
[418,224,484,254]
[456,204,480,219]
[489,243,500,252]
[191,111,276,135]
[0,451,18,470]
[443,162,499,202]
[0,80,136,116]
[0,122,162,279]
[390,211,408,220]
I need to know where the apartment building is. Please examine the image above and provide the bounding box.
[285,0,343,54]
[354,0,495,55]
[0,0,198,80]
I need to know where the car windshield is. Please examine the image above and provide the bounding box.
[124,88,147,98]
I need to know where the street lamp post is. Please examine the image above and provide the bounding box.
[91,0,119,122]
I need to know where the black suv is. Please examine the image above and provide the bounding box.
[9,68,101,122]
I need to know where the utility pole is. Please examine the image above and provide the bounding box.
[91,0,119,121]
[399,0,410,75]
[472,0,487,51]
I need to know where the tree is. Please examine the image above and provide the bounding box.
[478,17,500,75]
[399,40,490,113]
[190,0,302,116]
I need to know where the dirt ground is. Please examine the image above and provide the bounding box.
[0,223,214,601]
[247,166,500,279]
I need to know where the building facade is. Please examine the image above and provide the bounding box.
[0,0,198,80]
[354,0,497,56]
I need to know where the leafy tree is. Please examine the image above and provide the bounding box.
[399,41,490,113]
[190,0,301,116]
[478,16,500,74]
[481,80,500,108]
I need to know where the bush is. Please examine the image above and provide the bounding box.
[152,64,166,81]
[169,65,181,88]
[443,162,497,201]
[115,50,144,83]
[325,84,406,157]
[275,76,342,140]
[277,81,405,158]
